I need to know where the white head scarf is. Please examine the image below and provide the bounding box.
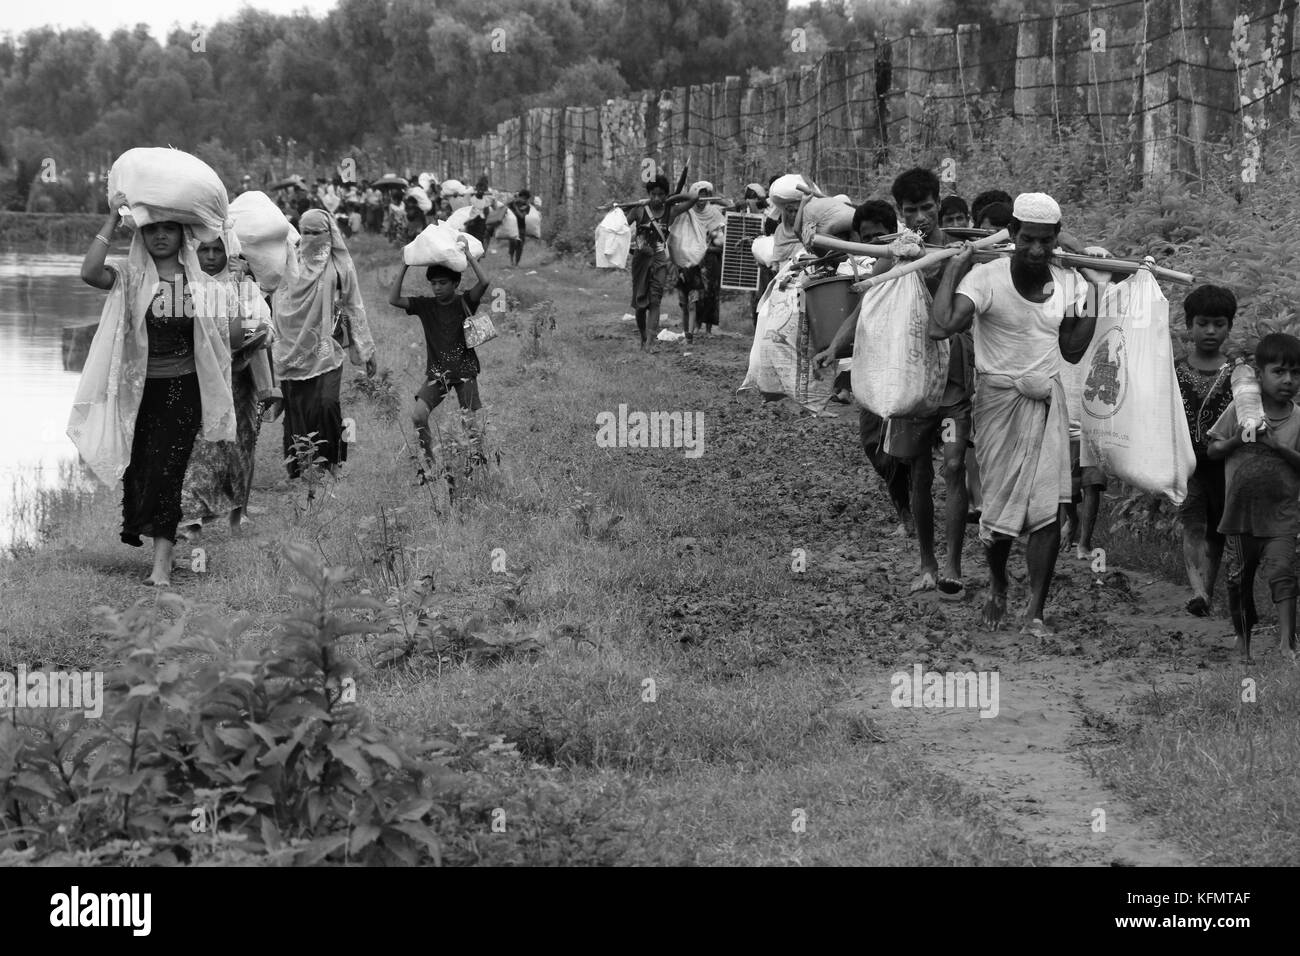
[68,225,237,487]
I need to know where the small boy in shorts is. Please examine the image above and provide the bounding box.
[1058,354,1107,559]
[1206,332,1300,664]
[1174,284,1236,616]
[388,237,489,479]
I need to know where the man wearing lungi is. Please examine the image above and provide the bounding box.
[929,193,1105,638]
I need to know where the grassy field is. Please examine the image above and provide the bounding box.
[1,230,1296,866]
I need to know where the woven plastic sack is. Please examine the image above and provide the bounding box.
[524,206,542,239]
[229,190,295,293]
[1079,268,1194,503]
[668,211,707,268]
[402,221,483,269]
[851,270,949,419]
[739,267,834,411]
[107,147,235,249]
[595,209,632,269]
[445,204,476,232]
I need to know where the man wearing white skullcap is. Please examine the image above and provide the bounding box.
[929,191,1110,638]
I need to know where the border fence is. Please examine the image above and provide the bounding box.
[411,0,1297,209]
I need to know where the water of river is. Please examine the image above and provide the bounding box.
[0,249,115,545]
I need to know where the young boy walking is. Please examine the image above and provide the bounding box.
[1206,332,1300,663]
[388,237,490,487]
[1174,285,1236,616]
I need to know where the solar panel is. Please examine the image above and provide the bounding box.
[720,213,765,291]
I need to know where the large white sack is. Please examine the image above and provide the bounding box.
[107,147,235,248]
[1079,269,1194,503]
[525,206,542,239]
[595,209,632,269]
[403,221,483,269]
[440,179,468,197]
[851,270,949,419]
[497,209,519,240]
[229,190,294,292]
[668,211,707,268]
[751,235,777,269]
[445,204,476,232]
[739,267,834,410]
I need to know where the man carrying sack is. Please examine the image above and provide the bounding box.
[930,192,1110,638]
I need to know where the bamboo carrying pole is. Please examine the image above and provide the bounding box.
[807,233,1194,286]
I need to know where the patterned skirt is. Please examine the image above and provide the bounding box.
[180,365,260,524]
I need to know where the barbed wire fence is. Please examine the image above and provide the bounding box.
[412,0,1298,213]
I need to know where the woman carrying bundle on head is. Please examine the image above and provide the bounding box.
[272,209,377,482]
[72,149,245,587]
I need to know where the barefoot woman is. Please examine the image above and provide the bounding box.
[75,191,239,586]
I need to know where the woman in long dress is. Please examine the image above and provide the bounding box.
[179,239,281,541]
[74,191,239,585]
[272,209,377,480]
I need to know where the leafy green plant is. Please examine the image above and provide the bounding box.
[0,544,461,865]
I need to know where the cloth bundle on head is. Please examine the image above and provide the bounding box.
[768,174,810,205]
[1012,192,1062,224]
[229,190,298,293]
[440,179,469,198]
[798,195,855,242]
[745,182,767,199]
[272,209,373,381]
[405,186,433,213]
[403,220,483,269]
[107,147,241,256]
[68,225,237,487]
[692,181,714,195]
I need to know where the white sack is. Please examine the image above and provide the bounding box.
[229,190,294,293]
[595,209,632,269]
[851,270,949,419]
[1079,269,1194,504]
[107,147,237,252]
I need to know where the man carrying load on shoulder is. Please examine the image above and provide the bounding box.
[816,167,974,601]
[930,192,1112,638]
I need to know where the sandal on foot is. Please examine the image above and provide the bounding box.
[936,578,966,602]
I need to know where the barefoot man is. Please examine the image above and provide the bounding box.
[929,193,1105,636]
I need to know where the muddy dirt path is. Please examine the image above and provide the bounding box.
[534,264,1240,865]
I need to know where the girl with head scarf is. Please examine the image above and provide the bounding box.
[74,191,239,586]
[178,239,280,541]
[272,209,377,480]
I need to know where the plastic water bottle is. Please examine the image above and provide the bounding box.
[1231,359,1266,434]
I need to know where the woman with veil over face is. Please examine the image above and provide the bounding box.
[272,209,377,481]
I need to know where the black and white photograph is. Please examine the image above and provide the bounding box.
[0,0,1290,914]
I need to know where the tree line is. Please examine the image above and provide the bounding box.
[1,0,1056,210]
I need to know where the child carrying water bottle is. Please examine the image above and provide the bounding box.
[1206,332,1300,664]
